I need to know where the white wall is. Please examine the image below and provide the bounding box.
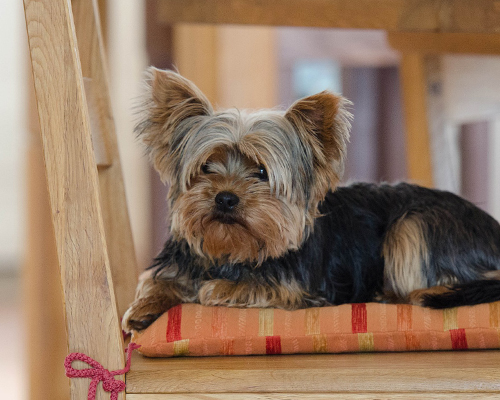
[0,1,27,272]
[107,0,151,269]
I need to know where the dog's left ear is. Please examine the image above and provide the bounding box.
[285,91,351,190]
[135,68,214,182]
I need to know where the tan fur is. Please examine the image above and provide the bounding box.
[285,91,351,208]
[383,214,430,299]
[407,286,454,306]
[124,69,352,331]
[483,270,500,280]
[171,162,305,264]
[198,278,309,310]
[122,267,197,332]
[137,68,213,182]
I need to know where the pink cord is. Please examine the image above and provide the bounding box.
[64,342,141,400]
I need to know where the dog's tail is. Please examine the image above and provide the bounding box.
[421,279,500,309]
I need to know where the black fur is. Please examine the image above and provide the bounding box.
[149,182,500,309]
[422,280,500,308]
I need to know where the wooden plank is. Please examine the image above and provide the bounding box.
[173,24,277,109]
[23,0,125,399]
[72,0,138,318]
[388,32,500,54]
[399,53,434,188]
[128,394,500,400]
[126,351,500,393]
[157,0,500,33]
[83,78,111,168]
[174,24,218,104]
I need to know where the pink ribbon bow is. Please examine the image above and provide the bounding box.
[64,342,141,400]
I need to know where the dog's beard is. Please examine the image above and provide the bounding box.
[200,216,263,263]
[170,183,306,264]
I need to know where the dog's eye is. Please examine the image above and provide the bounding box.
[201,163,212,174]
[254,165,268,181]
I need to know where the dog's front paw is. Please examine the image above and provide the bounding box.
[122,297,167,333]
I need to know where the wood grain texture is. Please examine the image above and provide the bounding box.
[388,32,500,54]
[157,0,500,32]
[127,394,500,400]
[399,53,434,188]
[23,0,125,399]
[126,351,500,394]
[72,0,138,318]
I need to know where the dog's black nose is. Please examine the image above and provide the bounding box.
[215,191,240,212]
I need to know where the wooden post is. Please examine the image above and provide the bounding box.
[399,53,434,188]
[173,24,277,108]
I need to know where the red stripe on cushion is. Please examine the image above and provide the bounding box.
[166,305,182,342]
[266,335,282,355]
[352,303,367,333]
[450,328,468,350]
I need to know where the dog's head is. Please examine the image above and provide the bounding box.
[136,68,351,264]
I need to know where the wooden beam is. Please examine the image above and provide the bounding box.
[157,0,500,33]
[173,24,278,109]
[399,53,434,188]
[388,32,500,54]
[72,0,139,318]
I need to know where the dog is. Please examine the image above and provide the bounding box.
[122,68,500,333]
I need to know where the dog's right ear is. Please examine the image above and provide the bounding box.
[135,67,213,180]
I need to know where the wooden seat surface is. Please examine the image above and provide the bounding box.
[127,350,500,397]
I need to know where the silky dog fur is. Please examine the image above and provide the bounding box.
[123,68,500,333]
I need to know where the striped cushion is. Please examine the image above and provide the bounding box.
[131,302,500,357]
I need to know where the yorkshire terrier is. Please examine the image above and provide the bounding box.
[123,68,500,333]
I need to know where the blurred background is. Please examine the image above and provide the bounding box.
[4,0,500,398]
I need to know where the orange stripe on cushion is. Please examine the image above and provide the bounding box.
[397,304,412,331]
[212,307,228,337]
[131,302,500,357]
[405,331,421,350]
[352,304,367,333]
